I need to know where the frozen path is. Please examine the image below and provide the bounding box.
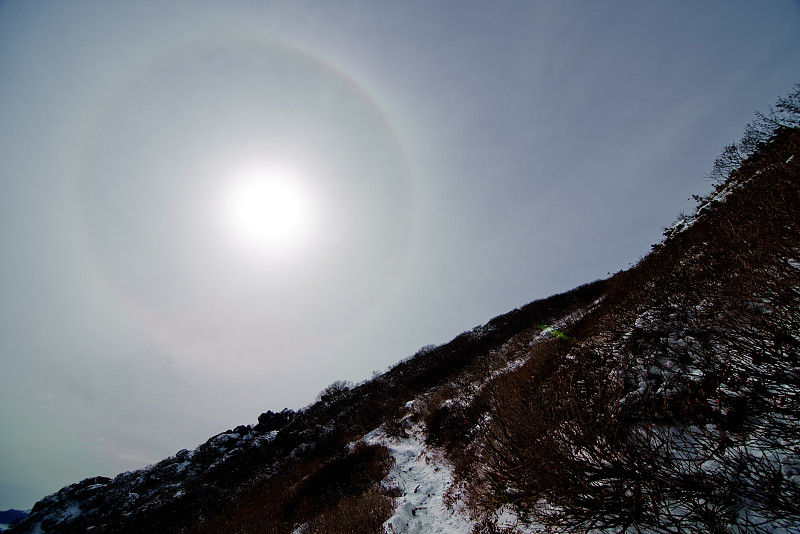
[364,422,474,534]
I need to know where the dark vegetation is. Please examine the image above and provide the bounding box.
[12,86,800,533]
[442,86,800,532]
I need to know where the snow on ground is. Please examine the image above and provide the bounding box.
[364,420,474,534]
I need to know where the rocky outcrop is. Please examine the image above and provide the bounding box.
[254,408,296,433]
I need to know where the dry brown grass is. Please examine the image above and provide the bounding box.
[466,124,800,532]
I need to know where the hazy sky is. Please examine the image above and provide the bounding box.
[1,0,798,510]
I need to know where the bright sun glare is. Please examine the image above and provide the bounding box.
[221,165,316,258]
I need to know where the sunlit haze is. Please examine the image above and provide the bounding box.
[219,163,318,259]
[1,0,798,511]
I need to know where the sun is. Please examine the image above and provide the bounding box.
[220,164,316,258]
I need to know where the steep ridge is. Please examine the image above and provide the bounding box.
[447,115,800,531]
[11,88,800,533]
[11,278,605,534]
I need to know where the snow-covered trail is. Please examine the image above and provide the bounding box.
[364,422,474,534]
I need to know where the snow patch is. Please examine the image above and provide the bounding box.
[364,426,474,534]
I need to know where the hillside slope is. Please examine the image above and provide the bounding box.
[11,88,800,534]
[454,121,800,533]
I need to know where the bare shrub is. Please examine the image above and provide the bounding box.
[474,115,800,532]
[318,380,354,403]
[301,488,395,534]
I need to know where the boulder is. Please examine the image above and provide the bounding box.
[256,408,295,432]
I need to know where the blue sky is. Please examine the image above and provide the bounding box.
[1,0,798,510]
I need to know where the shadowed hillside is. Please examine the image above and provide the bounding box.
[11,86,800,534]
